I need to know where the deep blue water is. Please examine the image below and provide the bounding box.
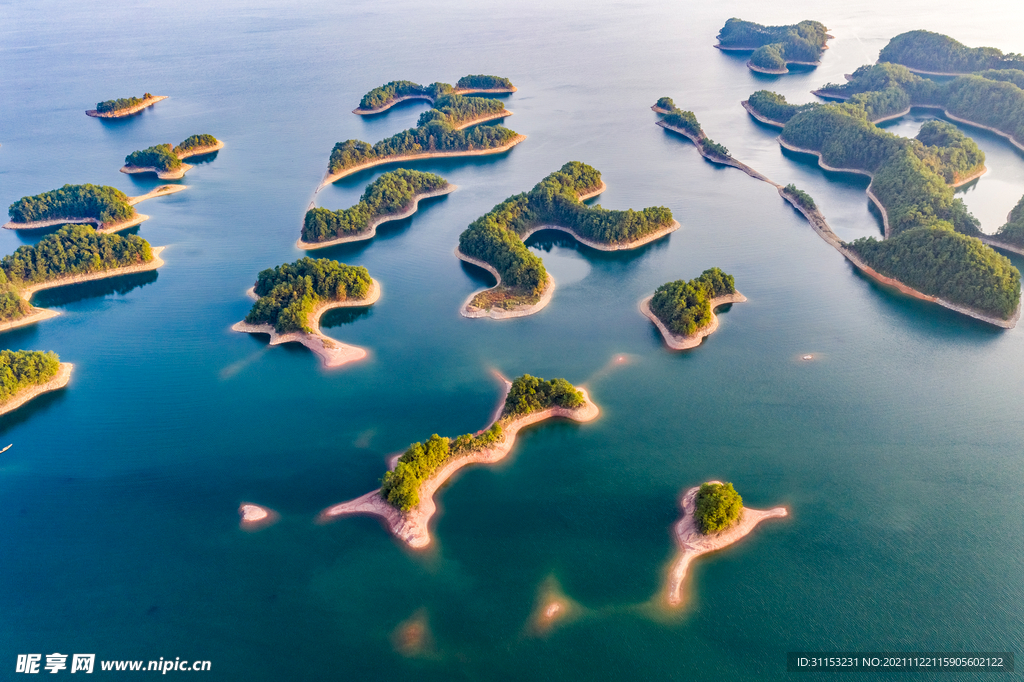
[2,1,1024,679]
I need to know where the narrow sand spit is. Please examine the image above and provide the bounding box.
[0,363,73,417]
[231,279,380,369]
[85,95,167,118]
[318,384,599,549]
[666,481,787,607]
[298,185,456,250]
[640,292,747,350]
[239,503,279,531]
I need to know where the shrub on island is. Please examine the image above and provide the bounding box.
[694,482,743,534]
[456,75,514,90]
[718,18,830,70]
[654,100,730,158]
[303,169,449,243]
[244,258,372,334]
[8,184,135,225]
[879,30,1024,74]
[784,184,816,210]
[379,374,584,511]
[0,350,61,404]
[173,134,219,156]
[125,144,182,172]
[0,225,153,287]
[458,162,674,310]
[649,268,736,337]
[96,93,153,114]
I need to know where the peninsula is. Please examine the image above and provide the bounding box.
[878,30,1024,76]
[641,268,746,350]
[320,93,521,191]
[318,374,599,548]
[5,183,187,232]
[458,162,677,318]
[0,352,73,417]
[121,134,223,180]
[0,225,163,332]
[300,169,453,248]
[715,18,831,74]
[232,257,380,368]
[353,75,516,115]
[666,481,787,607]
[86,93,166,118]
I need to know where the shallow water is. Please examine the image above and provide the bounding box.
[2,1,1024,679]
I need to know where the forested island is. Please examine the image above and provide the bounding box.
[354,75,516,114]
[122,134,223,179]
[0,225,163,331]
[641,268,746,350]
[665,481,786,607]
[744,84,1021,325]
[0,350,73,417]
[319,373,599,548]
[301,169,453,248]
[4,183,188,233]
[715,18,831,73]
[232,257,380,368]
[879,30,1024,75]
[457,162,677,318]
[86,93,166,118]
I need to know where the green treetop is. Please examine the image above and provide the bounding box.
[694,482,743,534]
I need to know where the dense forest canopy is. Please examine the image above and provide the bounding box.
[303,169,449,243]
[0,225,153,287]
[879,30,1024,74]
[245,258,373,334]
[717,18,829,69]
[456,75,514,90]
[173,134,219,155]
[458,162,674,310]
[654,100,730,158]
[995,195,1024,247]
[0,270,32,323]
[124,144,181,171]
[357,75,514,110]
[95,93,153,114]
[379,374,583,511]
[649,268,736,337]
[9,184,135,225]
[0,350,61,404]
[746,90,815,124]
[420,93,506,127]
[694,482,743,534]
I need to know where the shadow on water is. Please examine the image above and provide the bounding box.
[323,146,525,187]
[356,97,433,121]
[524,228,670,266]
[459,259,496,287]
[319,306,372,329]
[30,271,159,308]
[0,386,70,432]
[780,145,872,188]
[11,222,101,245]
[183,150,220,165]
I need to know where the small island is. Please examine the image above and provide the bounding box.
[238,503,279,531]
[5,183,187,233]
[121,134,223,180]
[458,162,678,318]
[318,374,599,548]
[353,75,516,115]
[640,268,745,350]
[715,18,831,74]
[300,169,454,249]
[0,225,163,333]
[0,351,73,417]
[86,93,167,118]
[665,481,787,607]
[878,30,1024,76]
[232,257,380,368]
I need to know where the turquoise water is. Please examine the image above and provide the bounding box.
[2,1,1024,679]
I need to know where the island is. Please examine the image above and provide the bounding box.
[457,162,678,318]
[5,183,187,232]
[300,169,454,249]
[320,95,522,191]
[0,351,73,417]
[640,268,746,350]
[86,93,167,118]
[0,225,163,332]
[238,503,279,531]
[231,257,380,368]
[981,196,1024,255]
[878,30,1024,76]
[665,481,787,607]
[121,134,223,180]
[353,75,516,115]
[318,374,599,548]
[743,87,1020,327]
[715,18,831,74]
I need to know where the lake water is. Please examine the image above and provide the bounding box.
[2,1,1024,679]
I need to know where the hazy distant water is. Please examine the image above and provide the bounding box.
[2,1,1024,679]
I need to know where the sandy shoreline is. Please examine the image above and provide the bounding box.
[318,384,599,549]
[0,307,62,335]
[456,248,556,319]
[298,185,457,250]
[86,95,166,118]
[121,163,193,180]
[666,481,787,607]
[0,362,73,417]
[352,86,517,115]
[640,292,747,350]
[20,247,165,302]
[518,217,680,252]
[231,279,381,368]
[4,185,187,232]
[316,135,527,193]
[713,42,826,73]
[239,503,279,531]
[979,235,1024,257]
[740,100,785,128]
[656,120,779,184]
[175,141,224,160]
